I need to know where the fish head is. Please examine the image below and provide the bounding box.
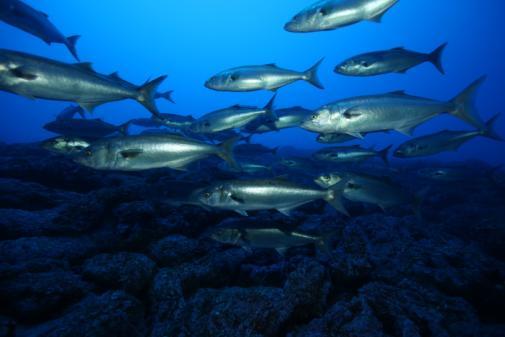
[335,56,379,76]
[301,107,332,132]
[205,70,243,91]
[208,227,243,246]
[284,2,335,32]
[73,143,110,169]
[198,183,236,208]
[314,172,343,188]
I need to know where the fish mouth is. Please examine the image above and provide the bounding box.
[284,21,297,32]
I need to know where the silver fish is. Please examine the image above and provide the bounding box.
[394,114,502,158]
[74,134,238,171]
[0,49,166,116]
[44,118,129,138]
[243,106,312,133]
[209,227,331,255]
[316,133,357,144]
[313,145,391,164]
[205,60,324,92]
[315,171,411,210]
[218,161,272,174]
[42,136,90,155]
[190,95,277,133]
[0,0,80,60]
[285,0,398,33]
[335,43,447,76]
[302,77,486,136]
[197,178,348,216]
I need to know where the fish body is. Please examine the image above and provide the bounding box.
[302,77,486,136]
[313,145,390,164]
[218,161,272,174]
[317,133,357,144]
[210,227,328,254]
[205,60,323,92]
[0,49,166,116]
[315,171,408,209]
[417,168,473,182]
[190,95,277,133]
[44,118,128,138]
[335,44,447,76]
[243,106,312,133]
[394,115,502,158]
[0,0,80,60]
[42,136,90,155]
[197,178,347,216]
[74,134,238,171]
[285,0,398,33]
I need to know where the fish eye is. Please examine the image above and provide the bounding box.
[204,121,211,127]
[230,74,239,81]
[318,7,329,16]
[311,114,318,120]
[322,175,330,181]
[360,61,370,68]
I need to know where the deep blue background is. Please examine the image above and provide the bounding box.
[1,0,504,163]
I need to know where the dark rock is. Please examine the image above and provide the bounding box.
[0,271,89,323]
[82,252,156,293]
[21,291,145,337]
[148,235,203,267]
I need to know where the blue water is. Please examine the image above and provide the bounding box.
[1,0,504,164]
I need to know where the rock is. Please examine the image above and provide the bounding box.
[0,271,89,323]
[82,252,156,293]
[148,235,203,267]
[21,291,145,337]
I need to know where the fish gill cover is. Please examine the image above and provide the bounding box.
[0,1,504,336]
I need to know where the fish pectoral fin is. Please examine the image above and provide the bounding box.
[10,67,38,80]
[275,247,288,256]
[119,149,144,159]
[369,10,387,23]
[234,210,249,216]
[230,195,245,204]
[345,132,364,139]
[396,126,416,136]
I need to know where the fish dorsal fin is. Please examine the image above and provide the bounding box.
[391,47,405,51]
[275,247,288,256]
[264,63,277,67]
[36,10,49,18]
[389,90,406,95]
[108,72,122,81]
[74,62,94,72]
[119,149,144,159]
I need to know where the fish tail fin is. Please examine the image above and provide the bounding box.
[118,121,130,135]
[324,179,349,216]
[218,137,240,170]
[137,75,167,117]
[429,42,447,74]
[65,35,80,61]
[157,90,175,103]
[378,145,392,165]
[304,58,325,89]
[449,76,486,129]
[481,113,503,141]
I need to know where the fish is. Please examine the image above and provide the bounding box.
[242,106,312,133]
[74,134,238,171]
[0,0,80,60]
[316,133,358,144]
[313,145,391,164]
[218,161,272,174]
[335,43,448,76]
[394,114,502,158]
[205,59,324,92]
[235,143,278,157]
[197,178,348,216]
[284,0,399,33]
[42,136,90,155]
[0,49,166,117]
[209,227,332,255]
[301,77,487,136]
[190,95,277,133]
[417,167,473,182]
[56,105,86,120]
[153,113,195,129]
[315,171,412,210]
[43,118,130,138]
